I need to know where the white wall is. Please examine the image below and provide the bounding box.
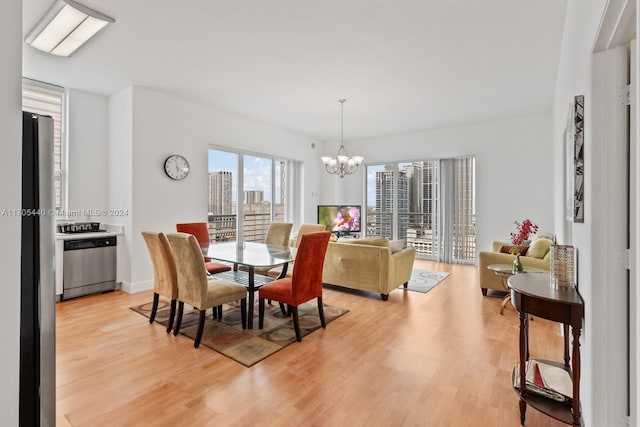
[1,1,24,424]
[66,89,109,217]
[319,113,555,255]
[552,0,634,425]
[117,87,319,289]
[107,87,134,286]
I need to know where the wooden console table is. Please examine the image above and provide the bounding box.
[508,273,584,426]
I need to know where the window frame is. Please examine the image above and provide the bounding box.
[208,145,297,242]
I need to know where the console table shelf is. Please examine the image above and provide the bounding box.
[508,273,584,426]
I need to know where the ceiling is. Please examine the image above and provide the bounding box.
[22,0,568,141]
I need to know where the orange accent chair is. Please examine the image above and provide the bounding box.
[141,231,178,333]
[176,222,232,274]
[258,231,331,342]
[167,233,247,348]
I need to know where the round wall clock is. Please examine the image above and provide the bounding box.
[163,154,190,180]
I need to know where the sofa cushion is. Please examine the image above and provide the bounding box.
[498,245,529,256]
[340,237,390,248]
[526,238,554,258]
[389,239,405,253]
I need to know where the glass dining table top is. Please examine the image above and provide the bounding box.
[205,241,296,268]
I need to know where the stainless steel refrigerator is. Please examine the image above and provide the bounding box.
[21,111,55,427]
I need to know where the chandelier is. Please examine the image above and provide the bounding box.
[321,99,363,178]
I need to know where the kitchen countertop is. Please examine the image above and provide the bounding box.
[56,231,118,240]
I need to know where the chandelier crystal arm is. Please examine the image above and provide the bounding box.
[320,99,364,178]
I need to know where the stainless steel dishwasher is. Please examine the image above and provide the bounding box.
[62,236,117,299]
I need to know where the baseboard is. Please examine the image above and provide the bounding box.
[121,280,153,294]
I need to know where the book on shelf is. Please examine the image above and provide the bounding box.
[513,360,573,402]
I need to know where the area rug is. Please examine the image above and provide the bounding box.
[400,269,450,293]
[130,300,348,367]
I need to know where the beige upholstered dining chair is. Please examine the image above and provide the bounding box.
[166,232,248,348]
[141,231,178,333]
[175,222,232,274]
[239,222,293,276]
[267,223,325,278]
[264,222,293,247]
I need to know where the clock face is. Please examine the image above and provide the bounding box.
[163,155,190,180]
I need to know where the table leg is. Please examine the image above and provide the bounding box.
[278,262,289,279]
[518,310,528,425]
[247,266,255,329]
[500,294,511,315]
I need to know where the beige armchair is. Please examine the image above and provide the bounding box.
[478,238,553,295]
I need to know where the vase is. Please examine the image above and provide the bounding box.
[549,245,576,289]
[512,254,523,274]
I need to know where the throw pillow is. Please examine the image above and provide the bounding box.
[526,238,554,258]
[389,239,405,253]
[498,245,529,256]
[532,231,556,243]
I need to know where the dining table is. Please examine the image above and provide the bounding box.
[205,241,296,328]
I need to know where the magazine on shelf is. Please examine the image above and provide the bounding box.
[513,360,573,402]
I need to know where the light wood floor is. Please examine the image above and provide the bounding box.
[55,260,567,427]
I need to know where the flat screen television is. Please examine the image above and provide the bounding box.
[317,205,362,235]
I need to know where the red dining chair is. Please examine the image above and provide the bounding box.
[258,231,331,342]
[176,222,232,274]
[267,223,325,278]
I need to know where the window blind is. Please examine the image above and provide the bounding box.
[22,80,65,211]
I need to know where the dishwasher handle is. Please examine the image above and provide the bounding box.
[64,237,116,251]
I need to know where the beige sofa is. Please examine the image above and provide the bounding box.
[478,237,554,295]
[321,237,416,301]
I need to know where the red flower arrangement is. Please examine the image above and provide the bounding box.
[510,219,539,251]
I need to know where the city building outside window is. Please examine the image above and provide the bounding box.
[208,148,290,243]
[366,157,475,264]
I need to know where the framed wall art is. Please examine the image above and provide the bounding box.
[573,95,584,223]
[564,95,585,223]
[564,101,574,222]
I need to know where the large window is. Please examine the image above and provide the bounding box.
[208,147,290,242]
[366,157,475,264]
[22,79,65,212]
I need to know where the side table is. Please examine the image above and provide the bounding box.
[508,273,583,426]
[486,264,547,315]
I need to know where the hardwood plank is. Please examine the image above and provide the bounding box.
[55,261,567,426]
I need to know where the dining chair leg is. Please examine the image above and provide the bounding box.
[217,305,223,319]
[258,298,265,329]
[292,306,302,342]
[278,302,287,316]
[166,299,177,333]
[149,292,160,324]
[317,296,326,328]
[194,309,206,348]
[212,306,217,319]
[173,301,184,336]
[240,298,247,329]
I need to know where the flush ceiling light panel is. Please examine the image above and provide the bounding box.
[25,0,114,57]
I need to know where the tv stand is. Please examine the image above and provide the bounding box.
[335,232,358,239]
